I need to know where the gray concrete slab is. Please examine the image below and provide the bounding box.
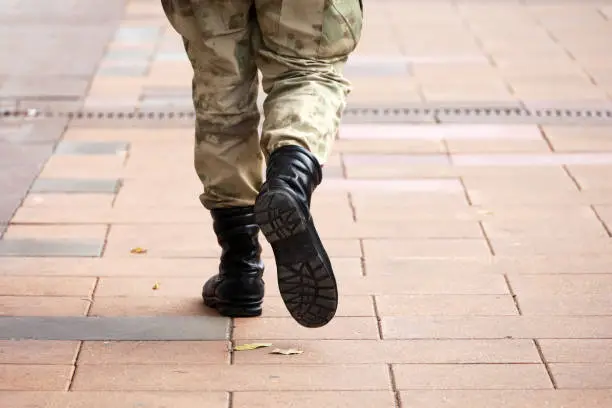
[30,178,121,194]
[54,141,129,155]
[0,316,230,341]
[0,238,105,257]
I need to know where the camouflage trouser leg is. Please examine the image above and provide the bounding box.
[255,0,363,164]
[161,0,363,209]
[162,0,263,210]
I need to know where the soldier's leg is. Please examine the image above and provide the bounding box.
[162,0,263,210]
[161,0,266,317]
[252,0,363,328]
[255,0,363,163]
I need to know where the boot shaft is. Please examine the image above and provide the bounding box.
[211,206,263,275]
[264,145,322,207]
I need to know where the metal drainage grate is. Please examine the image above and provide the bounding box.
[2,105,612,124]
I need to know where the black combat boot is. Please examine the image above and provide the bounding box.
[202,206,265,317]
[254,145,337,328]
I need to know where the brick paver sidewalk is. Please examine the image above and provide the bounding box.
[2,0,612,407]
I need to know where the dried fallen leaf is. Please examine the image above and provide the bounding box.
[130,247,148,254]
[152,282,160,290]
[477,210,494,216]
[234,343,273,351]
[270,348,303,355]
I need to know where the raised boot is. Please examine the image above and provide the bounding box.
[254,145,337,328]
[203,206,265,317]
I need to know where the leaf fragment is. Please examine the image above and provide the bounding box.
[270,348,303,355]
[130,247,148,254]
[233,343,273,351]
[477,209,494,216]
[152,282,160,290]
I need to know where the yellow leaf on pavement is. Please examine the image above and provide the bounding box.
[234,343,273,351]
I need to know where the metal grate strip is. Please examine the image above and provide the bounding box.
[2,105,612,124]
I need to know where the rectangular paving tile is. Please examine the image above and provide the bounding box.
[550,364,612,389]
[393,363,552,390]
[400,390,612,408]
[54,141,129,155]
[30,178,121,193]
[139,96,193,108]
[567,166,612,191]
[0,239,104,257]
[508,274,612,296]
[0,257,208,277]
[453,153,612,166]
[233,317,379,340]
[0,365,73,391]
[0,391,229,408]
[492,254,612,275]
[343,154,450,165]
[382,316,612,339]
[364,258,496,276]
[539,340,612,363]
[0,316,230,340]
[78,341,230,365]
[363,238,492,259]
[233,339,540,365]
[0,296,89,316]
[317,220,482,239]
[517,294,612,315]
[140,86,191,98]
[375,294,518,316]
[71,364,391,391]
[543,126,612,152]
[365,274,508,295]
[113,26,161,43]
[0,340,79,364]
[0,276,96,296]
[3,224,108,240]
[490,236,612,255]
[155,51,190,62]
[446,138,550,154]
[97,64,149,77]
[103,48,154,60]
[1,77,90,98]
[233,391,396,408]
[320,179,464,193]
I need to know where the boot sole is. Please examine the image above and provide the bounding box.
[254,189,338,328]
[203,296,263,318]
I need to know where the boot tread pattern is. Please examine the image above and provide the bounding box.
[255,190,338,328]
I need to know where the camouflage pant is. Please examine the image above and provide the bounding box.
[161,0,363,209]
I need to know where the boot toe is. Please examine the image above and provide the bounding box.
[202,275,220,306]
